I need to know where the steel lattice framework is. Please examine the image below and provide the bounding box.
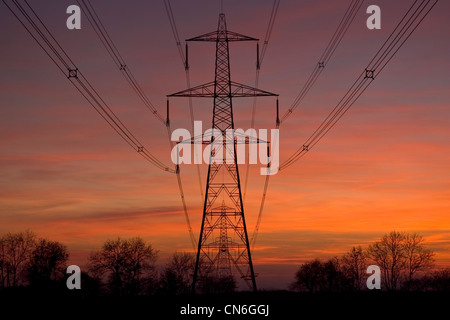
[169,13,277,292]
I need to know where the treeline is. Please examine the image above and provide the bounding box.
[0,230,234,296]
[2,230,450,296]
[0,230,67,289]
[291,231,450,292]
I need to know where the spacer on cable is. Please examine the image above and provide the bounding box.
[120,64,126,71]
[68,68,78,79]
[137,146,144,152]
[302,144,309,151]
[364,68,375,79]
[318,62,325,68]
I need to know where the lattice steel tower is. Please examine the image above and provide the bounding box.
[168,13,277,292]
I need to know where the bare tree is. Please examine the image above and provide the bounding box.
[88,237,158,295]
[403,233,434,290]
[367,231,434,290]
[291,258,349,293]
[159,252,195,295]
[0,230,36,287]
[26,238,69,288]
[341,246,367,291]
[368,231,406,290]
[291,259,323,293]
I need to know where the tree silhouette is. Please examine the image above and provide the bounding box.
[26,238,69,288]
[403,233,434,290]
[0,230,36,287]
[368,231,407,290]
[292,259,325,293]
[291,258,349,293]
[159,252,195,295]
[340,246,367,291]
[88,237,158,296]
[367,231,434,290]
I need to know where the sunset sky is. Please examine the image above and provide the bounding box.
[1,0,449,289]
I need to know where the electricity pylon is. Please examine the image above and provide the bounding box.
[168,13,277,292]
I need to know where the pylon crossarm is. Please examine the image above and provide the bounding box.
[169,81,277,98]
[187,29,258,43]
[230,81,278,97]
[168,81,215,97]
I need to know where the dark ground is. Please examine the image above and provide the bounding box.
[1,289,449,319]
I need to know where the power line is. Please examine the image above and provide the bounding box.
[259,0,280,69]
[76,0,198,246]
[243,0,280,202]
[163,0,186,66]
[163,0,204,248]
[163,0,204,205]
[249,0,361,245]
[6,0,438,256]
[281,0,364,123]
[77,0,166,124]
[4,0,175,173]
[250,0,438,245]
[280,0,439,171]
